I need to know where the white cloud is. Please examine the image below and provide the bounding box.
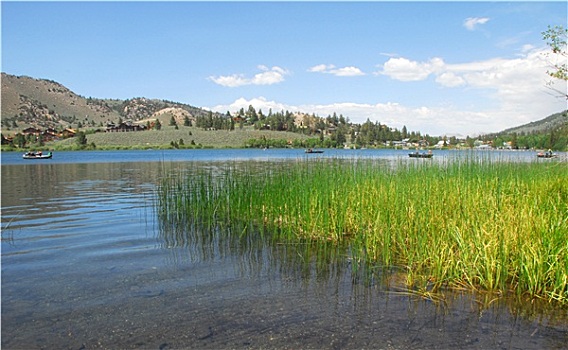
[308,64,331,73]
[252,65,289,85]
[208,74,248,88]
[435,72,465,87]
[334,66,365,77]
[308,64,365,77]
[463,17,490,31]
[210,97,489,136]
[379,57,444,81]
[209,48,566,136]
[209,66,289,87]
[444,50,567,108]
[377,49,567,107]
[211,96,292,115]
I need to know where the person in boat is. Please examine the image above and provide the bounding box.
[546,149,553,156]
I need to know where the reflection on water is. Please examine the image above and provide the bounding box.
[158,207,568,324]
[2,157,567,349]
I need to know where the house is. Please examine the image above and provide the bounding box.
[42,128,59,142]
[106,121,146,132]
[61,128,76,138]
[434,140,447,149]
[417,139,430,147]
[22,127,42,136]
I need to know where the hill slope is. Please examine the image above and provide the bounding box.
[498,110,567,135]
[2,72,567,145]
[1,73,221,133]
[1,73,121,129]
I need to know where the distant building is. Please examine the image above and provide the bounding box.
[61,128,76,138]
[22,127,42,136]
[106,121,146,132]
[434,140,446,148]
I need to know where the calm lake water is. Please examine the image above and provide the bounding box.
[2,149,567,349]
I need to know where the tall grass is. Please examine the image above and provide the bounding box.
[156,159,568,305]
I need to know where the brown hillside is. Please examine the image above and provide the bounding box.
[1,73,122,131]
[1,73,221,136]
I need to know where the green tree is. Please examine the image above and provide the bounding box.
[155,119,162,130]
[76,131,88,149]
[13,133,26,148]
[510,133,518,149]
[36,134,44,147]
[247,105,258,124]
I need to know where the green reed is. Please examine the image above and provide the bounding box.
[156,159,568,305]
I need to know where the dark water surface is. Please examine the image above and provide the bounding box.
[2,149,567,349]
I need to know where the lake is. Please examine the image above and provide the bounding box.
[2,149,567,349]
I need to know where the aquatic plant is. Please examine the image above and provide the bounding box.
[156,158,568,305]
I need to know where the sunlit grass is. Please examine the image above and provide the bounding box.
[157,158,568,305]
[45,127,310,150]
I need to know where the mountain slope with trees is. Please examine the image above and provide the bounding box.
[2,72,567,150]
[482,110,568,150]
[1,73,222,133]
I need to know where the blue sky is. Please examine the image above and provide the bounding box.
[2,1,567,136]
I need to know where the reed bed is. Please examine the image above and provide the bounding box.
[156,159,568,305]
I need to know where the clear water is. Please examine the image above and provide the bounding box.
[2,149,567,349]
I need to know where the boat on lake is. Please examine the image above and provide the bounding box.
[23,151,52,159]
[408,152,433,158]
[537,152,557,158]
[305,149,324,154]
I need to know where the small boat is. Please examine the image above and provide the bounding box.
[408,152,433,158]
[537,152,557,158]
[305,149,324,154]
[23,151,52,159]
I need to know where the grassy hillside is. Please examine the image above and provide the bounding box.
[46,126,311,150]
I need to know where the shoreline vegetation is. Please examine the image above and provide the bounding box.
[3,113,568,152]
[157,158,568,307]
[1,128,316,151]
[3,121,568,152]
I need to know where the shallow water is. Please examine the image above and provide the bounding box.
[2,150,567,349]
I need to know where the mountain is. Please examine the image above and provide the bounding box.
[2,72,566,140]
[1,73,220,132]
[498,110,567,135]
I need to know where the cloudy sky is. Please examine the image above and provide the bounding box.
[2,1,566,136]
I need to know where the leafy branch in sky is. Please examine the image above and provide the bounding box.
[542,25,567,100]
